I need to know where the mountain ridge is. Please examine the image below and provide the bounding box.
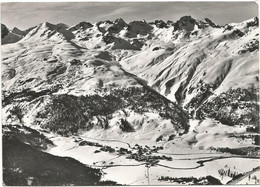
[2,15,259,186]
[1,15,259,142]
[2,15,247,45]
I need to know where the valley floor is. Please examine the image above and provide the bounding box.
[41,118,260,185]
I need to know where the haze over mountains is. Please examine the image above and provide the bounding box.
[1,15,259,185]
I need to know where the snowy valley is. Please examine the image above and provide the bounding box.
[1,15,260,185]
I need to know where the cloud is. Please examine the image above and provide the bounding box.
[95,6,135,21]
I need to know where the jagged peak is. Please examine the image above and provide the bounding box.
[177,16,196,23]
[203,18,217,26]
[245,16,259,27]
[11,27,26,35]
[114,18,127,26]
[97,20,113,26]
[196,18,219,29]
[39,21,65,28]
[128,20,153,29]
[1,23,9,39]
[173,15,196,32]
[253,16,258,22]
[21,21,75,41]
[12,27,22,31]
[167,20,174,26]
[12,27,24,32]
[38,22,69,32]
[78,21,93,26]
[172,16,221,31]
[68,21,93,31]
[149,20,168,28]
[104,18,128,34]
[1,23,9,30]
[38,22,57,32]
[41,21,52,27]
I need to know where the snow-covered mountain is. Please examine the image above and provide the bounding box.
[2,20,190,140]
[2,16,259,185]
[2,15,259,137]
[120,16,259,104]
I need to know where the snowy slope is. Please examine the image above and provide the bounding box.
[2,16,259,186]
[1,20,189,140]
[120,17,259,106]
[1,16,259,143]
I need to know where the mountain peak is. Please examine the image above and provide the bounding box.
[149,20,168,28]
[97,20,113,25]
[41,21,52,27]
[196,18,219,29]
[12,26,20,30]
[173,15,196,32]
[102,18,128,34]
[21,21,75,42]
[11,27,26,36]
[39,21,57,31]
[114,18,127,25]
[246,16,259,27]
[68,21,93,32]
[177,15,196,23]
[1,23,9,38]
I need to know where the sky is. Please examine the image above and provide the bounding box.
[1,1,258,30]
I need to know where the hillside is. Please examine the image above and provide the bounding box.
[2,20,189,139]
[3,134,117,186]
[120,17,259,105]
[1,15,259,185]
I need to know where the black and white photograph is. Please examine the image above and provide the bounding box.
[1,0,259,185]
